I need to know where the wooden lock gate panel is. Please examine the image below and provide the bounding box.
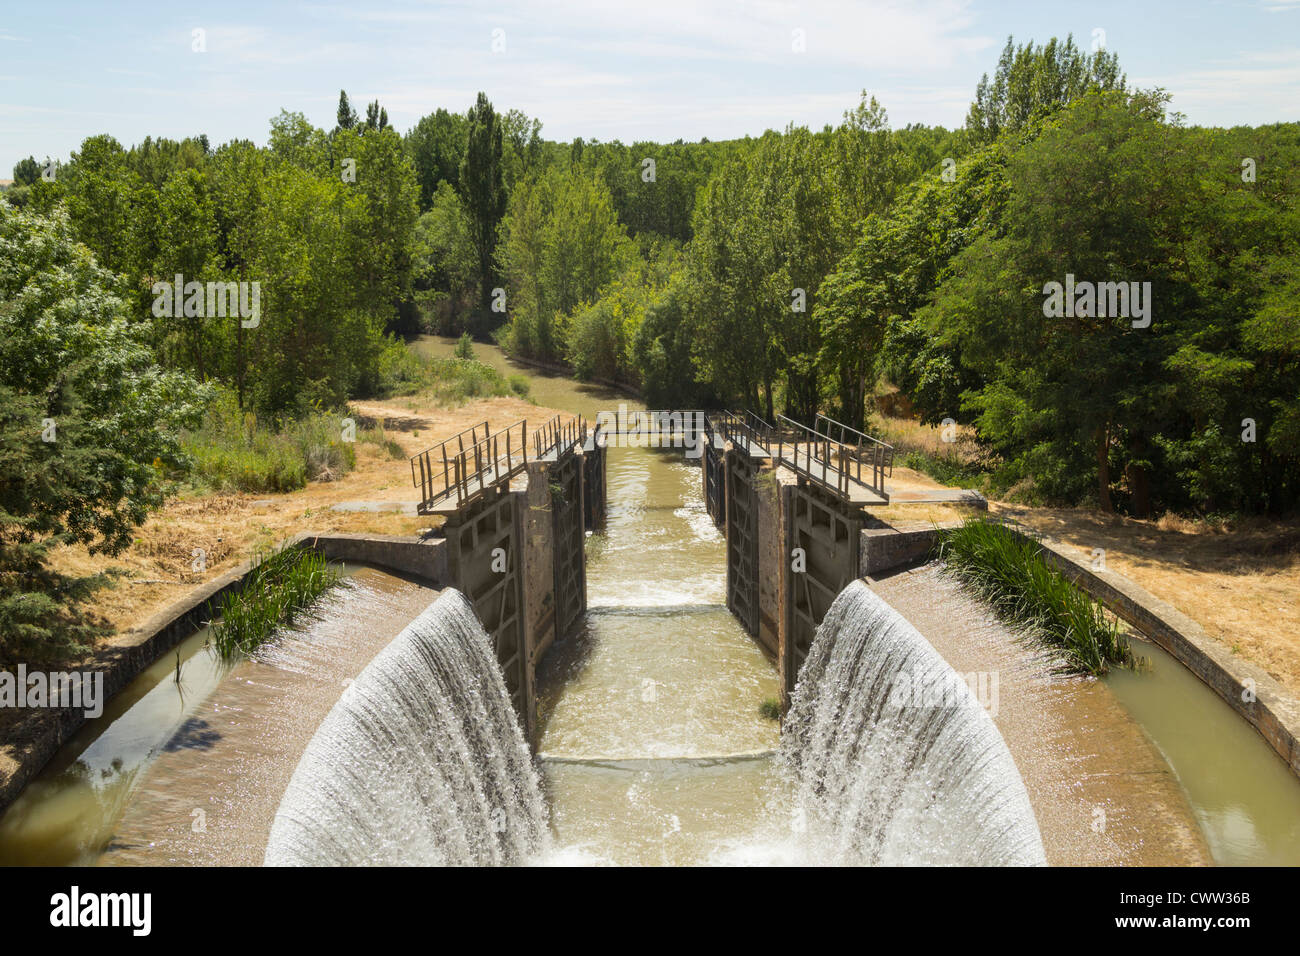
[784,479,864,696]
[550,447,587,642]
[725,453,760,638]
[444,488,528,722]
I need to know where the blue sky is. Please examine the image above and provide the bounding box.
[2,0,1298,173]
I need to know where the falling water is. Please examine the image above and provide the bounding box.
[264,589,549,866]
[781,580,1047,866]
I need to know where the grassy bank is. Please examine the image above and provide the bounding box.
[209,545,345,659]
[378,344,531,404]
[935,516,1134,675]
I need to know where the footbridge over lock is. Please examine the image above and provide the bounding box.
[702,410,895,708]
[408,406,898,742]
[408,415,606,743]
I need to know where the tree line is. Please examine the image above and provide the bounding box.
[4,37,1298,660]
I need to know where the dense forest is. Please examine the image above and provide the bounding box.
[3,36,1299,654]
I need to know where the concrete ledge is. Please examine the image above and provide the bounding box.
[299,531,448,583]
[0,532,448,818]
[860,523,960,575]
[886,489,989,509]
[858,521,1300,780]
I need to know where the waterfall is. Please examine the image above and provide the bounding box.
[264,589,549,866]
[781,580,1046,866]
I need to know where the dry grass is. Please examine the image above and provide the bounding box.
[44,394,567,641]
[873,413,979,460]
[868,457,1300,698]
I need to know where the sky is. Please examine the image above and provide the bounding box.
[1,0,1298,173]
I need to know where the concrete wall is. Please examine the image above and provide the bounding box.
[0,531,452,818]
[859,522,1300,781]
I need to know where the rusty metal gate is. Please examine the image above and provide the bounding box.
[445,488,528,724]
[582,441,606,530]
[704,441,725,528]
[551,448,587,641]
[725,453,760,638]
[785,480,863,697]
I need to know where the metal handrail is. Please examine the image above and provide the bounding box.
[410,420,490,510]
[774,414,846,496]
[411,419,527,511]
[534,414,588,459]
[815,412,894,495]
[719,408,772,455]
[774,413,894,500]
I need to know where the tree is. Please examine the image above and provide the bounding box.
[0,201,209,662]
[498,167,630,361]
[966,35,1125,147]
[365,99,389,131]
[932,92,1196,513]
[460,92,507,317]
[405,107,468,209]
[62,135,138,277]
[12,156,40,186]
[414,182,478,332]
[337,90,358,130]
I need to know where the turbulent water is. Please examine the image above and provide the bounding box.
[264,589,549,866]
[781,580,1047,866]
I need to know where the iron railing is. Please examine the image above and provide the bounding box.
[534,414,589,460]
[410,419,528,512]
[774,413,894,501]
[815,413,894,495]
[718,409,772,454]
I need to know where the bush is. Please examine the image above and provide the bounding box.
[209,545,345,659]
[372,341,530,405]
[182,389,358,493]
[454,331,476,360]
[935,516,1134,675]
[358,424,406,459]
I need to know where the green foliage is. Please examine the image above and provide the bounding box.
[454,331,476,360]
[406,107,468,208]
[935,517,1133,675]
[12,156,40,186]
[899,450,984,488]
[965,34,1126,147]
[498,165,630,362]
[414,181,478,333]
[181,390,357,494]
[209,545,345,659]
[371,342,527,404]
[461,92,508,316]
[0,201,208,663]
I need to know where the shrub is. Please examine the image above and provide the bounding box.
[182,389,358,493]
[935,516,1134,675]
[209,545,345,659]
[454,331,476,360]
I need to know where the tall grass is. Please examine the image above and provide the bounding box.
[376,342,530,404]
[209,545,345,659]
[935,516,1134,675]
[182,390,359,493]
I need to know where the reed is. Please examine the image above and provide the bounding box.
[935,516,1134,675]
[209,546,345,660]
